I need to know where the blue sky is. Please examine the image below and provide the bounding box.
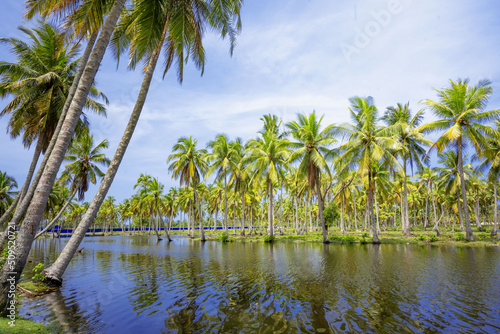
[1,0,500,203]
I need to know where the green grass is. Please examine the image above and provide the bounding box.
[0,316,53,334]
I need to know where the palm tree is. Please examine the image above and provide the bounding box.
[207,134,237,233]
[0,21,107,227]
[286,111,339,243]
[0,0,125,311]
[422,79,500,240]
[245,132,290,238]
[418,167,440,234]
[382,103,432,236]
[336,97,401,243]
[0,172,17,220]
[167,136,208,241]
[479,121,500,236]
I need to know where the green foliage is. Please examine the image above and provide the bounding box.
[428,234,438,242]
[263,234,275,243]
[340,235,357,244]
[455,233,465,241]
[32,263,46,282]
[361,233,369,244]
[417,234,425,241]
[324,201,340,227]
[216,233,229,242]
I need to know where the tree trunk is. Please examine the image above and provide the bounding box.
[240,191,245,236]
[353,189,358,230]
[340,194,345,234]
[402,159,411,236]
[424,181,430,231]
[0,0,125,313]
[475,192,482,232]
[492,180,498,237]
[223,172,228,234]
[457,189,465,232]
[431,183,440,236]
[35,187,79,239]
[193,184,205,241]
[368,168,380,243]
[157,207,171,242]
[268,180,274,238]
[457,138,473,240]
[374,189,381,234]
[316,173,328,244]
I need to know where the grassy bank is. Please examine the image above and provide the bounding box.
[0,316,53,334]
[194,229,498,247]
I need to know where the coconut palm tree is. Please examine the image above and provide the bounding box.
[0,21,107,227]
[421,79,500,240]
[336,97,401,243]
[0,0,125,311]
[167,136,208,241]
[0,172,17,220]
[382,103,432,236]
[207,134,237,233]
[245,132,290,238]
[478,121,500,236]
[286,111,339,243]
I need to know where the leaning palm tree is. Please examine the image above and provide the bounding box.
[382,103,432,236]
[0,0,125,312]
[421,79,500,240]
[245,132,290,238]
[336,97,402,243]
[167,136,208,241]
[286,111,339,243]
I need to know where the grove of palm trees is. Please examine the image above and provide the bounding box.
[0,0,499,333]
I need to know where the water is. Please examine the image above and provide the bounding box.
[18,236,500,333]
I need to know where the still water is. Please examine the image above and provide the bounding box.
[18,236,500,333]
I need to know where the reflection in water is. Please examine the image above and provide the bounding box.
[19,236,500,333]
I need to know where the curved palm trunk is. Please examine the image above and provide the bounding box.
[457,139,473,240]
[41,15,169,284]
[0,0,125,313]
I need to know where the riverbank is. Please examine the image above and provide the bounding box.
[0,316,52,333]
[195,229,499,247]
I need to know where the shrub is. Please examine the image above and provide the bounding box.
[32,263,46,282]
[216,233,229,242]
[455,233,465,241]
[263,235,275,243]
[417,234,425,241]
[341,235,357,244]
[429,234,438,243]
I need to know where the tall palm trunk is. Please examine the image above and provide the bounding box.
[492,180,498,237]
[0,0,125,312]
[193,184,205,241]
[353,189,358,230]
[457,138,473,240]
[457,189,464,232]
[268,180,274,237]
[316,173,328,244]
[474,191,482,232]
[240,191,245,236]
[157,207,171,242]
[340,194,345,234]
[424,180,430,231]
[402,159,411,236]
[368,169,380,243]
[431,183,440,236]
[223,172,228,234]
